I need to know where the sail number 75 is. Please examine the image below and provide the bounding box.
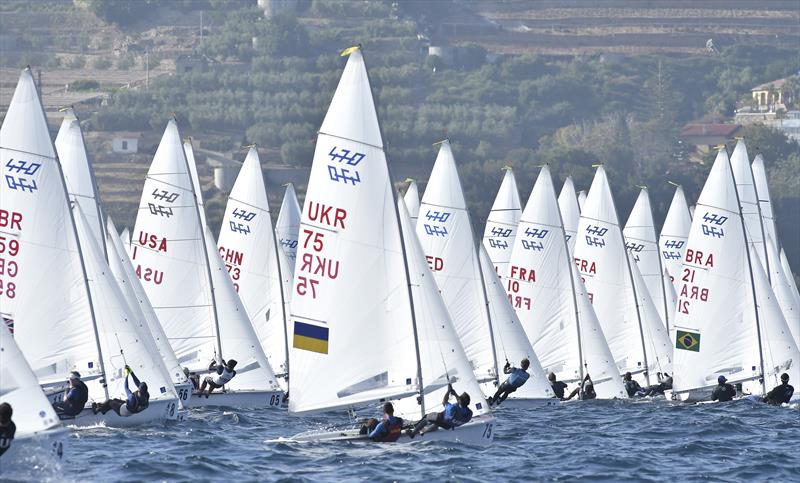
[296,276,319,299]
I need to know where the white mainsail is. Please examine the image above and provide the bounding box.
[623,188,671,329]
[573,166,672,385]
[0,324,62,438]
[764,235,800,348]
[183,139,207,227]
[416,140,499,385]
[659,185,692,292]
[730,139,769,276]
[276,182,301,275]
[751,154,778,256]
[577,190,587,210]
[403,179,420,226]
[557,176,581,255]
[218,147,290,389]
[672,149,799,400]
[780,249,800,332]
[55,108,106,257]
[131,120,280,399]
[482,168,521,274]
[508,166,624,398]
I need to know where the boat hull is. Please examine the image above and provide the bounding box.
[187,390,284,408]
[59,398,179,427]
[0,427,67,474]
[288,415,495,446]
[492,397,561,409]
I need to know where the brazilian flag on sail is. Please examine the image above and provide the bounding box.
[675,330,700,352]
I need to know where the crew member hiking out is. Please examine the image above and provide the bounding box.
[406,383,473,438]
[0,403,15,457]
[197,359,237,397]
[488,358,531,406]
[93,365,150,417]
[53,371,89,418]
[763,373,794,406]
[359,402,404,442]
[565,373,597,401]
[623,372,643,398]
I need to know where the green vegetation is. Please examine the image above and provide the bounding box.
[69,79,100,91]
[85,1,799,261]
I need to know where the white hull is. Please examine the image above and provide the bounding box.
[491,397,561,409]
[288,415,495,446]
[59,398,179,427]
[175,382,193,408]
[187,389,284,408]
[0,427,67,473]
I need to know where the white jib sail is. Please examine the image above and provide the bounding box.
[751,154,778,256]
[780,249,800,334]
[508,166,623,398]
[478,244,553,399]
[106,216,188,387]
[394,198,490,419]
[558,176,581,256]
[217,147,289,388]
[275,182,302,277]
[74,203,177,403]
[55,108,106,258]
[183,140,207,228]
[730,139,769,277]
[577,190,587,210]
[1,69,106,401]
[623,188,671,329]
[764,235,800,348]
[403,179,420,226]
[659,185,692,293]
[0,324,61,438]
[288,50,422,415]
[416,141,499,385]
[672,149,764,396]
[482,168,521,275]
[573,166,671,385]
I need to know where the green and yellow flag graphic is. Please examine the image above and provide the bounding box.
[675,330,701,352]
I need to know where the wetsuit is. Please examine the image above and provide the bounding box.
[0,419,15,457]
[489,366,530,405]
[551,380,568,400]
[711,383,736,402]
[643,375,673,397]
[199,363,236,395]
[581,379,597,400]
[53,379,89,417]
[411,402,473,435]
[368,415,404,442]
[97,372,150,416]
[763,383,794,405]
[624,379,642,398]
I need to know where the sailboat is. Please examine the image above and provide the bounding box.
[507,166,625,399]
[572,166,672,386]
[131,120,283,408]
[0,325,66,464]
[780,249,800,335]
[1,69,179,427]
[217,147,292,393]
[671,148,799,402]
[658,185,692,293]
[557,176,581,255]
[403,178,420,226]
[416,141,552,405]
[482,167,521,274]
[623,188,673,330]
[275,182,302,276]
[287,48,493,444]
[55,109,193,408]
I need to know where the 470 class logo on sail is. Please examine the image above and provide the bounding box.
[327,146,365,185]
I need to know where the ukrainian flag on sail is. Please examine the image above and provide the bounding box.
[293,321,329,354]
[675,330,700,352]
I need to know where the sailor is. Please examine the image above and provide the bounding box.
[711,375,736,402]
[197,359,238,397]
[763,373,794,406]
[549,372,569,400]
[366,402,404,442]
[487,358,531,406]
[565,373,597,400]
[406,384,472,438]
[0,402,15,457]
[93,365,150,417]
[623,372,643,398]
[184,367,200,390]
[642,372,673,397]
[53,371,89,417]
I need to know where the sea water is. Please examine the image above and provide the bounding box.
[4,399,798,482]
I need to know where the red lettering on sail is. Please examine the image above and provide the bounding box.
[509,265,536,282]
[574,258,597,275]
[426,256,444,272]
[679,284,709,301]
[684,248,714,267]
[0,210,22,231]
[135,265,164,285]
[137,231,168,252]
[300,253,340,279]
[307,201,347,229]
[218,246,243,266]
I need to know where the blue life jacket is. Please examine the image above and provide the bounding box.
[443,402,472,427]
[507,368,530,388]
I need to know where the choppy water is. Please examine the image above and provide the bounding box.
[4,400,799,482]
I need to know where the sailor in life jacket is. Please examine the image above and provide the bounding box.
[487,358,531,406]
[93,366,150,417]
[763,373,794,405]
[0,402,16,457]
[197,359,238,397]
[366,402,404,442]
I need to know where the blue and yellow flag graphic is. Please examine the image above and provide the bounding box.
[293,321,329,354]
[675,330,700,352]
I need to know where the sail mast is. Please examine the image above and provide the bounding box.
[181,133,224,360]
[266,158,292,383]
